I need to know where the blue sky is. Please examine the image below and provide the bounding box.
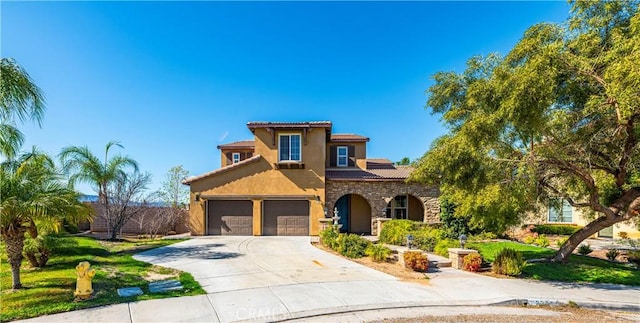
[2,1,570,194]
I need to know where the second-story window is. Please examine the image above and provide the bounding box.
[279,134,301,162]
[337,146,348,167]
[232,152,240,164]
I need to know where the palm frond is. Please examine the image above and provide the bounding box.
[0,122,24,159]
[0,58,46,126]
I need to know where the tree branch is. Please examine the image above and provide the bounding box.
[538,157,615,217]
[539,181,591,207]
[616,115,638,187]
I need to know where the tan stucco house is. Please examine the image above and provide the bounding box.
[184,121,439,236]
[535,200,640,239]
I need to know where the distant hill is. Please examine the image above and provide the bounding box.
[79,194,99,203]
[78,194,168,207]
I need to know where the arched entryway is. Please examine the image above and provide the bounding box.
[334,194,372,234]
[386,194,424,221]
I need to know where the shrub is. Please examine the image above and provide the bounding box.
[523,236,536,245]
[23,234,61,267]
[627,250,640,267]
[531,224,581,235]
[412,227,443,252]
[336,233,371,258]
[606,249,620,261]
[618,232,629,239]
[434,238,459,257]
[556,237,568,247]
[492,248,526,276]
[534,235,550,248]
[379,219,421,245]
[365,244,391,262]
[469,232,497,241]
[319,227,339,249]
[463,253,483,272]
[403,251,428,272]
[439,198,471,239]
[62,219,80,234]
[577,244,593,255]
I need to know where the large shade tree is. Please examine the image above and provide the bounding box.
[412,0,639,262]
[0,58,45,159]
[1,149,91,289]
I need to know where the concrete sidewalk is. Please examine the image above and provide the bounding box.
[18,237,640,323]
[18,274,640,323]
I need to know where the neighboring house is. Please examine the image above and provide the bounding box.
[537,199,640,239]
[184,121,439,236]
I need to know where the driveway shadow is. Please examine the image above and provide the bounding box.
[137,244,242,260]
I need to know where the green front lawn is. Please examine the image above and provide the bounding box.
[468,241,640,285]
[0,236,205,321]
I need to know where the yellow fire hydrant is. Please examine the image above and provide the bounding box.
[74,261,96,300]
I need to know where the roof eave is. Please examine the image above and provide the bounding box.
[183,154,262,185]
[325,177,408,182]
[330,138,370,143]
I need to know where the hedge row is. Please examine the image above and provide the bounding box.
[530,224,582,235]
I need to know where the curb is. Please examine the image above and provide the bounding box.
[492,298,640,312]
[238,298,640,322]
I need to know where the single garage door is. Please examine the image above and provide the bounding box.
[263,200,309,236]
[207,200,253,235]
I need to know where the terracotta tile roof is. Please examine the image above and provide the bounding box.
[326,166,413,181]
[366,158,394,169]
[216,140,255,150]
[330,134,370,142]
[247,121,332,129]
[183,154,262,184]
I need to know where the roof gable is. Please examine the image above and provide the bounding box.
[217,140,255,150]
[183,154,262,184]
[330,134,369,143]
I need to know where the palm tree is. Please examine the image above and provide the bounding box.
[0,58,46,159]
[0,148,91,289]
[60,142,139,204]
[60,142,139,239]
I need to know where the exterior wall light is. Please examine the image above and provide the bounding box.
[459,234,467,249]
[407,234,414,249]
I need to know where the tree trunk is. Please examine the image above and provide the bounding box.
[3,230,26,289]
[552,215,620,262]
[38,249,49,267]
[25,251,39,267]
[24,249,49,267]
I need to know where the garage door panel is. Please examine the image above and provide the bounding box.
[221,215,253,235]
[264,200,309,236]
[207,200,253,236]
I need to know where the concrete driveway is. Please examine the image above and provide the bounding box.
[20,236,640,322]
[135,236,398,293]
[133,236,445,321]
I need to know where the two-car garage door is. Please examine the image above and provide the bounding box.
[263,200,309,236]
[206,200,309,236]
[207,200,253,235]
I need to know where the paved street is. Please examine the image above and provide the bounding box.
[20,236,640,322]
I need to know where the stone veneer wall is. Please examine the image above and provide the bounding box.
[325,180,440,224]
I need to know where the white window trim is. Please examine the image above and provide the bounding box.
[232,152,240,164]
[336,146,348,167]
[278,133,302,162]
[547,200,573,223]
